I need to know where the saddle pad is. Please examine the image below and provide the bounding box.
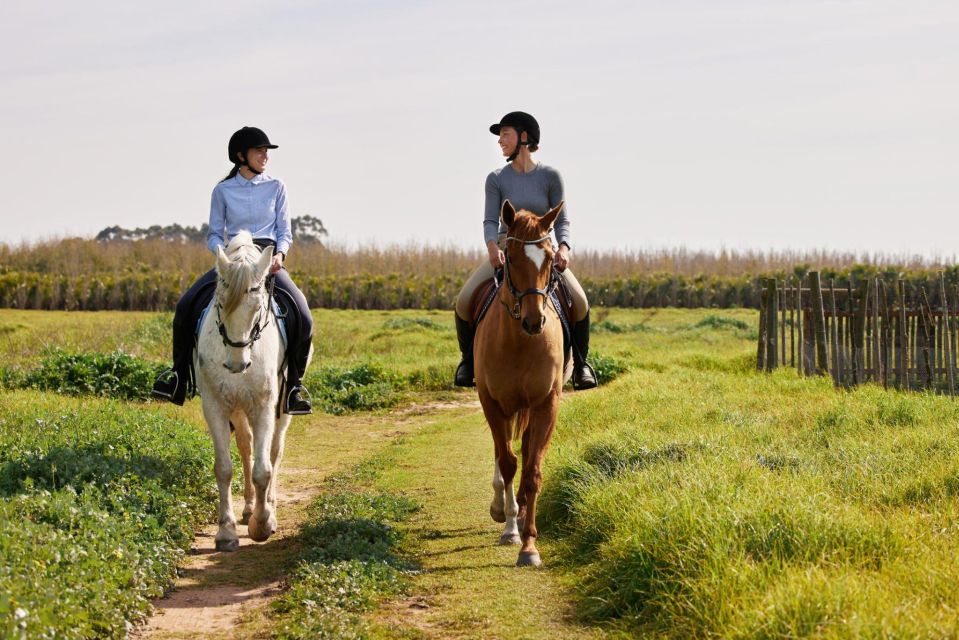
[196,298,288,350]
[469,277,500,328]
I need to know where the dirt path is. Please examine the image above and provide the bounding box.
[139,397,607,639]
[139,406,449,640]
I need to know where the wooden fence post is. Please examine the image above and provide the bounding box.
[829,280,840,386]
[757,286,767,371]
[810,272,828,375]
[766,278,778,371]
[796,281,803,375]
[941,274,955,396]
[897,279,908,391]
[853,280,868,385]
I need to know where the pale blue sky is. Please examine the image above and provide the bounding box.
[2,1,957,255]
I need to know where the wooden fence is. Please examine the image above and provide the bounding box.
[757,271,958,393]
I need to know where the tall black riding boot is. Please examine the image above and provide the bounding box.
[571,310,598,390]
[454,315,476,387]
[285,337,313,415]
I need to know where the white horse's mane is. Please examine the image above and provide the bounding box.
[219,231,264,314]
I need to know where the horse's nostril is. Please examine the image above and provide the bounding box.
[522,318,531,333]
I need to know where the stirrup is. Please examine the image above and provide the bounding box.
[152,369,186,405]
[285,385,313,415]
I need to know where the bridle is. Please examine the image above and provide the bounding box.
[215,272,276,351]
[500,230,559,320]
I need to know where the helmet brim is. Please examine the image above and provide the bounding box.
[253,144,279,149]
[489,124,502,135]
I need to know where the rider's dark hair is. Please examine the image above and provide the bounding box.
[220,160,241,183]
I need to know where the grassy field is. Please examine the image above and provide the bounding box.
[4,306,959,637]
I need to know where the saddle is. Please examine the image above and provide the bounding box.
[468,268,575,368]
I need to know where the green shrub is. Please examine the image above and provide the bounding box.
[588,351,630,385]
[308,363,402,414]
[20,349,164,401]
[691,315,750,331]
[0,395,215,639]
[381,317,447,331]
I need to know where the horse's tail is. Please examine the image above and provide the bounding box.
[510,408,531,442]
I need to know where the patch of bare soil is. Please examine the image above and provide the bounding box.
[137,481,313,639]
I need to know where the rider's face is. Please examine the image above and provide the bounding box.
[498,127,521,157]
[243,147,270,173]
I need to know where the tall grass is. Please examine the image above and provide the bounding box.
[540,345,959,636]
[3,238,958,310]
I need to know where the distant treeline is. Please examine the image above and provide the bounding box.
[1,236,956,310]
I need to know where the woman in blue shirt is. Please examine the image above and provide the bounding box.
[152,126,313,414]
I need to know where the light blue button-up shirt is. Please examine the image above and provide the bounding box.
[207,172,293,255]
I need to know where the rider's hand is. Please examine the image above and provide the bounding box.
[270,253,284,274]
[555,244,570,272]
[487,242,505,269]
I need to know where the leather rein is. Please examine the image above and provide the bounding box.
[499,230,559,320]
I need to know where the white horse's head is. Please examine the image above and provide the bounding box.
[214,231,274,373]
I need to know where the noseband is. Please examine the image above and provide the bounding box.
[500,231,559,320]
[215,274,275,350]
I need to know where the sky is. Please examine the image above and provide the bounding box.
[1,0,957,255]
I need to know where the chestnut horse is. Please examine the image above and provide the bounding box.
[474,199,568,567]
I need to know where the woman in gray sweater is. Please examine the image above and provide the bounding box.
[454,111,597,390]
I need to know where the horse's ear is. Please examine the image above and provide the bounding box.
[215,246,230,275]
[541,201,564,230]
[501,200,516,227]
[256,245,274,276]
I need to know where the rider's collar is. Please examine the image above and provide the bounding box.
[235,171,268,186]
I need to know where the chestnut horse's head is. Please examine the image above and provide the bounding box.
[500,199,564,335]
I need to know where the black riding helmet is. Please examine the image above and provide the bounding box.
[489,112,539,162]
[228,126,278,173]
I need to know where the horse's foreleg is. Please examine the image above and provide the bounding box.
[517,396,559,567]
[246,406,277,543]
[232,412,255,525]
[516,426,532,528]
[479,392,521,546]
[269,414,292,509]
[202,403,239,552]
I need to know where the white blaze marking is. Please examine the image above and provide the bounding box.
[524,244,546,270]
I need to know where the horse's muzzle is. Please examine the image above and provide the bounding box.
[522,316,546,335]
[223,361,252,373]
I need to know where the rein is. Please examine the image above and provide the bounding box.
[500,230,559,320]
[215,273,276,350]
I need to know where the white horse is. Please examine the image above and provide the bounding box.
[195,230,303,551]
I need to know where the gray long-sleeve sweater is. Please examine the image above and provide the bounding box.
[483,163,571,249]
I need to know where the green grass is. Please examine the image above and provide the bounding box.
[270,448,420,639]
[30,306,959,637]
[540,360,959,636]
[0,391,215,639]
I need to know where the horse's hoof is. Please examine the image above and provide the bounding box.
[247,516,276,542]
[499,534,522,546]
[489,505,506,523]
[516,551,542,567]
[215,538,239,552]
[239,510,253,525]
